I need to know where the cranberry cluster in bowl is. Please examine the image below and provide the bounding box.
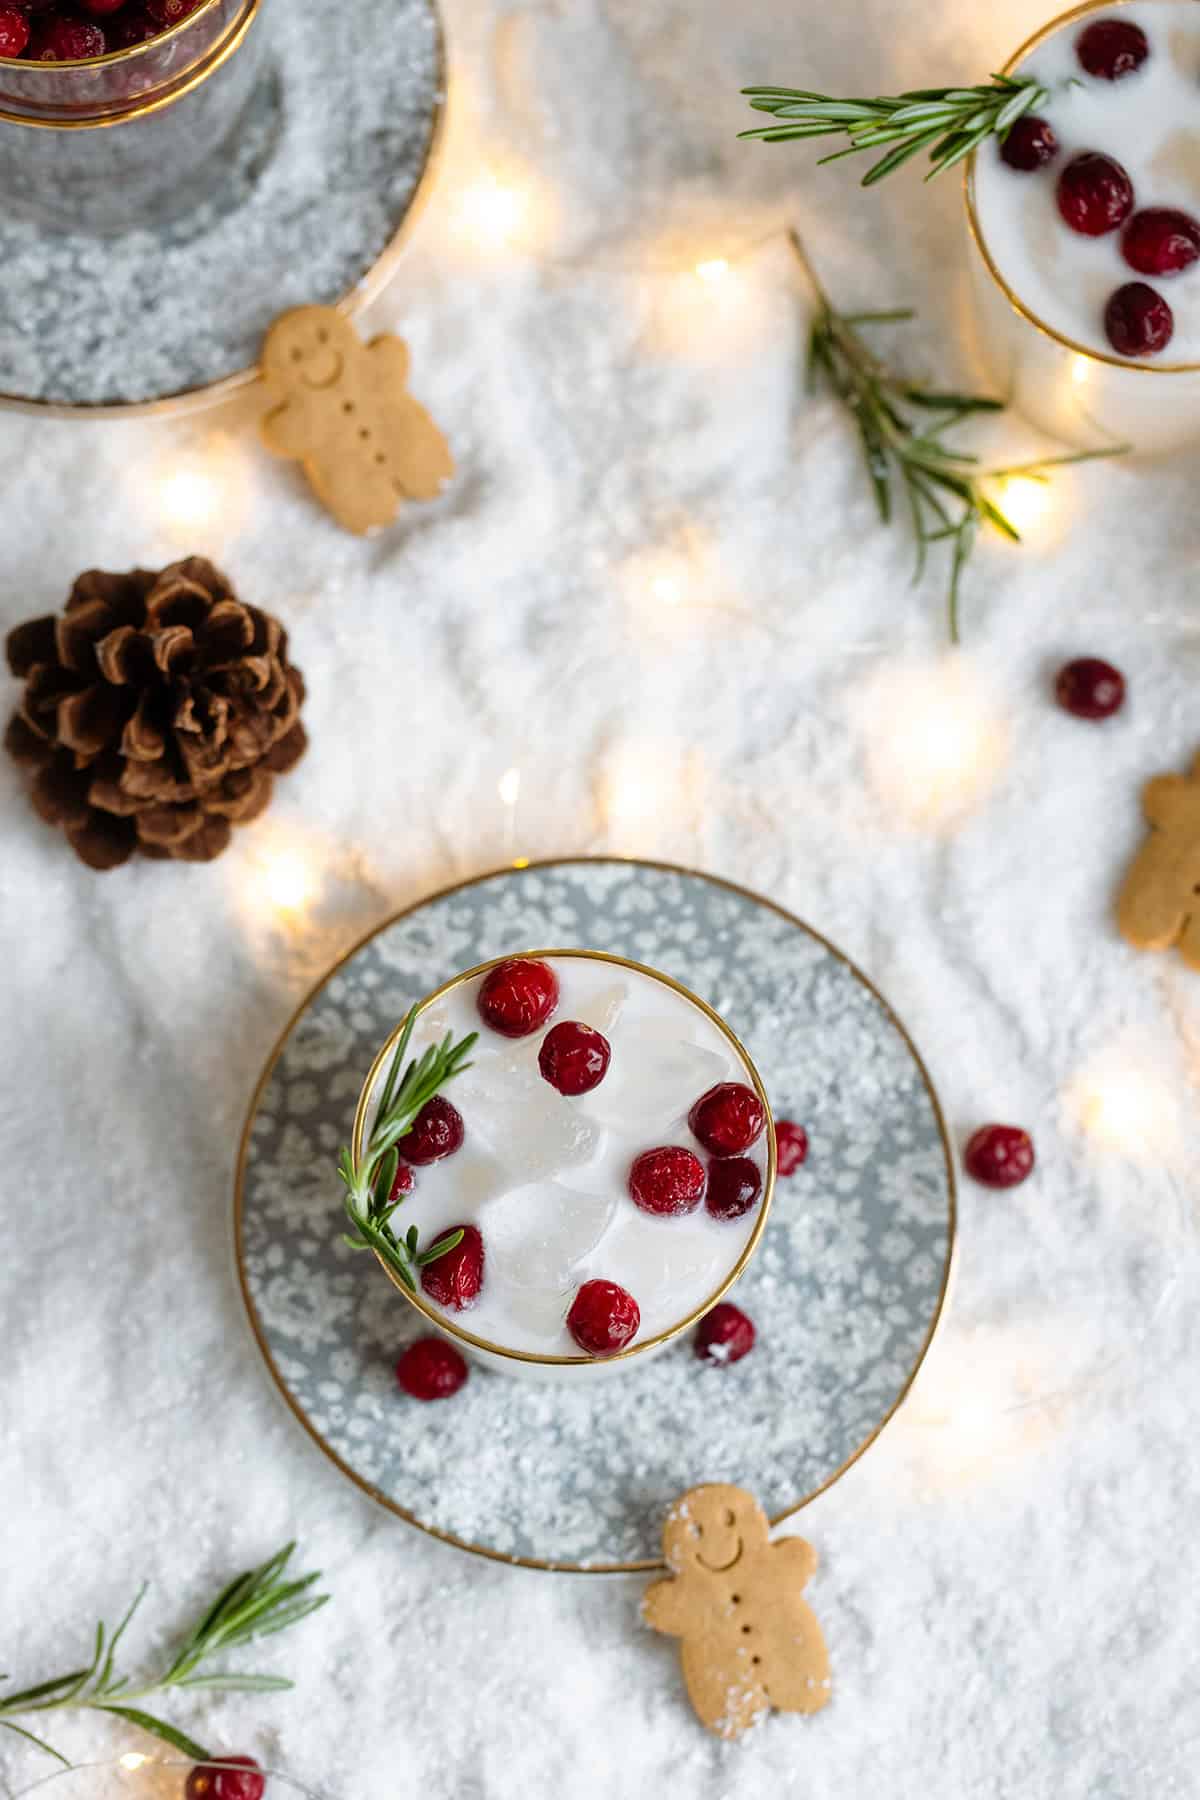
[0,0,201,61]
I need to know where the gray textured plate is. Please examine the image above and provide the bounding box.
[235,860,955,1573]
[0,0,442,414]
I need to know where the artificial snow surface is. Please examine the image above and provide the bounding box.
[3,0,1200,1795]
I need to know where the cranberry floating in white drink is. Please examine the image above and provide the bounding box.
[352,951,775,1379]
[968,0,1200,451]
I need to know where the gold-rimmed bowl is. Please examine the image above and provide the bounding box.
[965,0,1200,452]
[351,948,777,1384]
[0,0,264,232]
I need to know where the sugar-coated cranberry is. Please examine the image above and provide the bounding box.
[694,1302,756,1365]
[420,1223,484,1309]
[963,1124,1035,1189]
[1121,208,1200,276]
[0,7,30,56]
[567,1278,641,1355]
[396,1336,469,1401]
[1000,116,1059,171]
[184,1758,265,1800]
[538,1020,611,1096]
[629,1145,706,1216]
[1104,281,1173,356]
[1054,657,1126,720]
[774,1119,809,1175]
[1057,151,1134,236]
[705,1157,763,1221]
[1076,17,1149,80]
[388,1160,416,1200]
[396,1095,464,1165]
[688,1082,766,1157]
[33,17,109,58]
[477,957,560,1038]
[146,0,203,21]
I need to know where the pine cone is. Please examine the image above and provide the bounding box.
[4,557,307,870]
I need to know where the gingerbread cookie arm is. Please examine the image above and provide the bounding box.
[769,1535,819,1584]
[260,397,313,461]
[641,1576,693,1638]
[1141,773,1191,829]
[366,333,412,383]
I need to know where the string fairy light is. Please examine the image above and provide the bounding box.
[498,765,522,860]
[1066,1051,1183,1164]
[119,1753,149,1771]
[694,256,730,283]
[599,740,706,854]
[856,656,1009,830]
[257,846,318,915]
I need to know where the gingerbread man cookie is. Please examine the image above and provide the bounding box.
[1118,753,1200,968]
[641,1483,831,1741]
[260,307,454,535]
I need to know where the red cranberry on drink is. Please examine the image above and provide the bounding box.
[0,7,29,55]
[420,1224,484,1309]
[694,1302,756,1366]
[396,1336,469,1401]
[1122,208,1200,276]
[538,1020,611,1096]
[80,0,134,14]
[109,9,161,45]
[185,1759,265,1800]
[1104,281,1173,356]
[774,1119,809,1175]
[477,957,560,1038]
[688,1082,766,1157]
[396,1095,464,1165]
[147,0,204,21]
[1055,657,1126,720]
[389,1160,416,1200]
[629,1145,707,1216]
[32,17,109,58]
[705,1157,763,1221]
[963,1124,1035,1189]
[1057,152,1134,236]
[1076,18,1149,80]
[1000,116,1059,171]
[567,1278,641,1355]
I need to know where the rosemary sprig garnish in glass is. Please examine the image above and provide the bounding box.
[788,232,1127,640]
[742,76,1052,183]
[337,1007,477,1292]
[0,1542,327,1767]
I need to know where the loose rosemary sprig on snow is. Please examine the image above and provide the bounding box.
[789,232,1126,640]
[0,1542,328,1768]
[337,1008,477,1292]
[742,75,1052,184]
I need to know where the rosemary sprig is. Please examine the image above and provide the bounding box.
[789,232,1126,639]
[0,1543,328,1767]
[337,1008,477,1293]
[742,76,1051,184]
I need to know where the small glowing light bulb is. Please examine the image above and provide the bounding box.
[498,767,521,808]
[456,178,524,248]
[998,475,1052,534]
[158,463,224,533]
[695,257,730,283]
[648,572,683,607]
[120,1754,149,1771]
[1071,1061,1178,1158]
[260,848,315,914]
[1071,353,1091,386]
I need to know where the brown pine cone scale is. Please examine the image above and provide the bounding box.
[4,557,307,871]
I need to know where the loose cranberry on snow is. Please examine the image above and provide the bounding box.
[420,1223,484,1309]
[477,957,560,1038]
[694,1302,756,1366]
[1054,657,1126,720]
[185,1759,265,1800]
[1057,151,1134,237]
[567,1278,641,1355]
[628,1145,707,1216]
[396,1336,469,1401]
[774,1119,809,1175]
[963,1124,1035,1189]
[688,1082,766,1157]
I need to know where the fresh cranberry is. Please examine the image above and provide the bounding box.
[1076,17,1149,80]
[1000,116,1059,171]
[1057,151,1134,236]
[396,1095,464,1165]
[32,17,109,58]
[1121,207,1200,276]
[567,1278,640,1355]
[108,8,160,44]
[705,1157,762,1221]
[1054,657,1126,720]
[775,1119,809,1175]
[688,1082,766,1157]
[388,1160,416,1200]
[477,957,560,1038]
[1104,281,1173,356]
[396,1335,469,1400]
[964,1124,1035,1189]
[628,1145,706,1216]
[184,1758,265,1800]
[538,1020,611,1096]
[420,1223,484,1309]
[694,1301,756,1365]
[146,0,202,21]
[80,0,134,15]
[0,7,30,56]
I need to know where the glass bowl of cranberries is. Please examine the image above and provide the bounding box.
[0,0,265,231]
[350,949,777,1385]
[11,1756,334,1799]
[966,0,1200,454]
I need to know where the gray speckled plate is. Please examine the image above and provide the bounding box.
[235,860,955,1573]
[0,0,442,414]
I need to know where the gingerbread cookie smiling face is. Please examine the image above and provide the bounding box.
[260,305,454,536]
[643,1483,831,1740]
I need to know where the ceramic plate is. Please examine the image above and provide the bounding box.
[235,860,955,1572]
[0,0,442,414]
